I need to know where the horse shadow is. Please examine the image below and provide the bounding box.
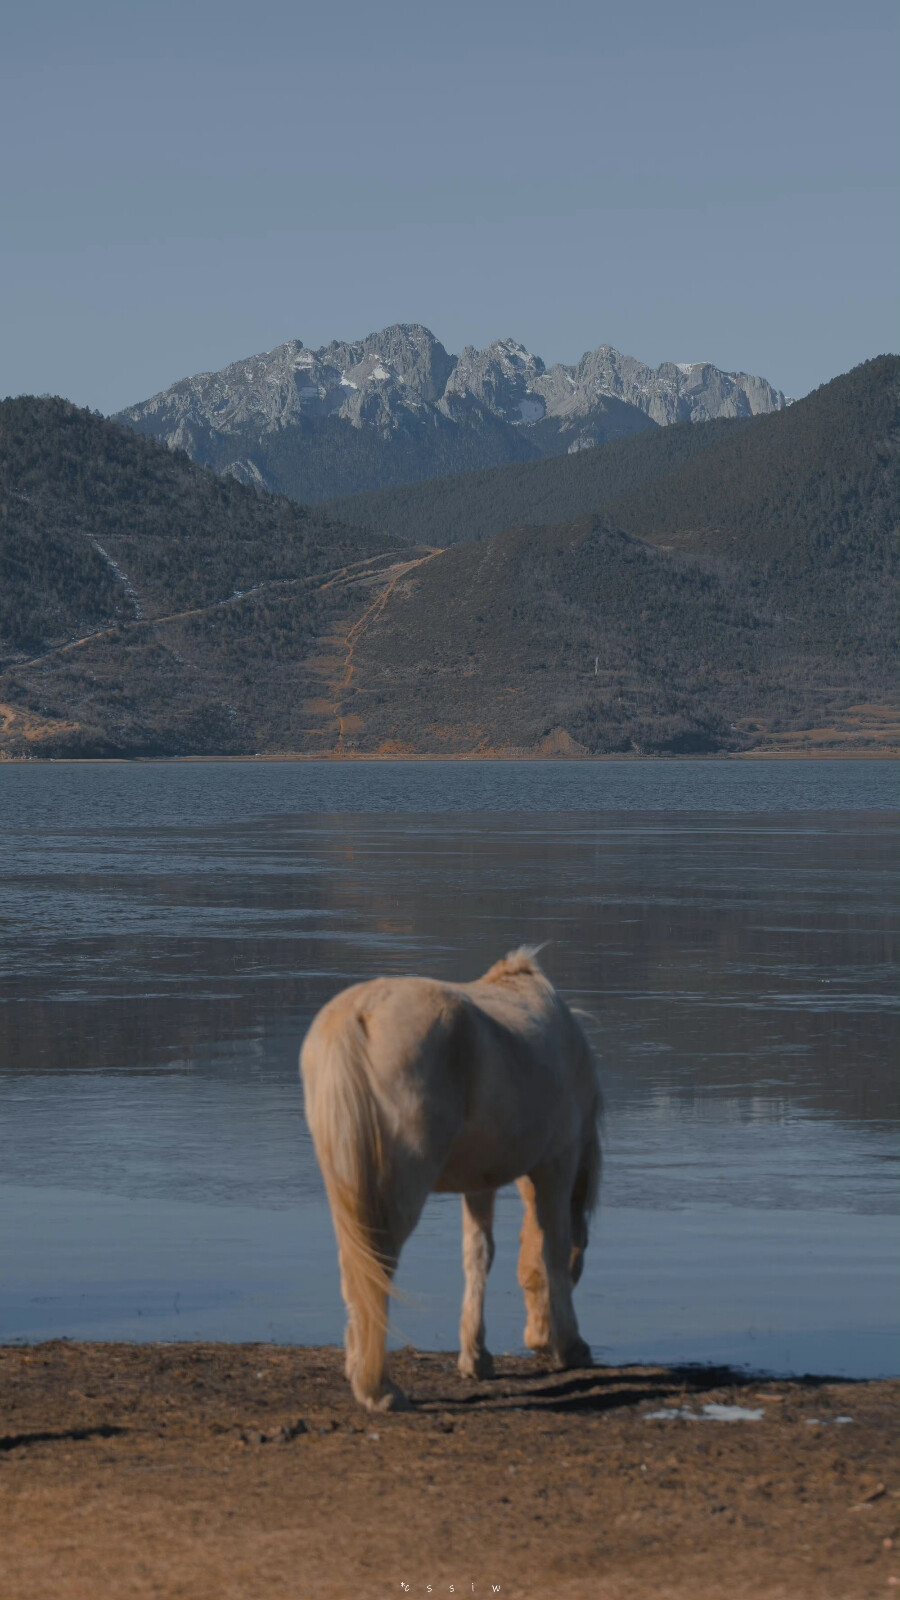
[0,1424,127,1454]
[416,1360,838,1418]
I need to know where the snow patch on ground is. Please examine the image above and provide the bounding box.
[223,459,268,489]
[88,539,144,619]
[645,1403,765,1423]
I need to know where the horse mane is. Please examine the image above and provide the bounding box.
[482,944,549,984]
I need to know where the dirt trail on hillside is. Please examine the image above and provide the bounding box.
[9,551,407,674]
[1,1342,897,1600]
[335,550,440,747]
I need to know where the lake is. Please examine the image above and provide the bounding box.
[1,759,897,1377]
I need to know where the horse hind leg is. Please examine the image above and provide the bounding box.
[458,1190,496,1380]
[338,1162,438,1411]
[569,1129,599,1287]
[569,1206,588,1287]
[337,1249,361,1382]
[527,1160,593,1371]
[335,1225,404,1412]
[333,1179,420,1412]
[516,1176,551,1355]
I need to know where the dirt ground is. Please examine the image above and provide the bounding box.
[1,1342,897,1600]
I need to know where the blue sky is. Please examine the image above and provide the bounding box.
[2,0,896,412]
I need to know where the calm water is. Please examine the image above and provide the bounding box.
[1,760,897,1377]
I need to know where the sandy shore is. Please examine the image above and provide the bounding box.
[3,749,899,762]
[1,1342,897,1600]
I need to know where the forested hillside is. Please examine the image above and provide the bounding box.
[605,356,899,564]
[339,358,899,756]
[345,511,896,756]
[0,400,401,756]
[323,416,748,544]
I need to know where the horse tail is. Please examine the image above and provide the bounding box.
[301,1012,393,1397]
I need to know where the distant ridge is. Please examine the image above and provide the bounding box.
[321,416,749,546]
[114,324,787,504]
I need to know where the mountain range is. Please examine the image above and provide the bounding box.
[115,324,789,504]
[1,355,895,761]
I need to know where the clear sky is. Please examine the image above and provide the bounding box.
[2,0,897,413]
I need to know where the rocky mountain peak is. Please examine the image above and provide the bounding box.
[443,337,547,423]
[314,323,456,408]
[115,323,788,502]
[532,345,789,427]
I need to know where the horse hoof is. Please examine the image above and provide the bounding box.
[458,1348,495,1381]
[524,1327,551,1354]
[366,1381,411,1413]
[559,1337,593,1370]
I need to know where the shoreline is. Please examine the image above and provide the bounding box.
[3,1341,897,1599]
[3,749,899,765]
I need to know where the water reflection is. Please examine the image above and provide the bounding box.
[4,813,896,1123]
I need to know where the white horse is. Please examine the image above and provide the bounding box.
[300,947,602,1412]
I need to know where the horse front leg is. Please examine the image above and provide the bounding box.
[526,1162,593,1371]
[458,1189,496,1379]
